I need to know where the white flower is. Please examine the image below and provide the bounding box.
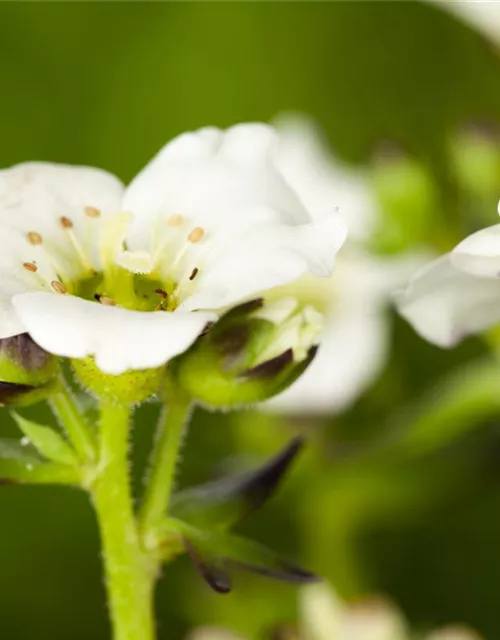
[185,585,482,640]
[396,201,500,348]
[437,0,500,47]
[300,584,482,640]
[0,124,346,375]
[264,115,419,413]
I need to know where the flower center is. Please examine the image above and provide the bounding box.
[21,208,205,313]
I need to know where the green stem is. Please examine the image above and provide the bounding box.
[92,401,155,640]
[139,389,192,544]
[50,377,96,463]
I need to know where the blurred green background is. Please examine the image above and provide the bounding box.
[2,1,500,638]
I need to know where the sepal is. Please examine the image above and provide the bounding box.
[171,437,303,529]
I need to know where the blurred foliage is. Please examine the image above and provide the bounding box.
[2,2,500,639]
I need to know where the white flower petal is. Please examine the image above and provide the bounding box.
[0,162,123,338]
[267,306,388,414]
[274,114,379,239]
[425,627,482,640]
[180,209,347,312]
[451,224,500,277]
[396,255,500,347]
[264,251,422,414]
[439,0,500,47]
[12,292,214,375]
[122,123,312,250]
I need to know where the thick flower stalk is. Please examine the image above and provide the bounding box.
[0,123,346,639]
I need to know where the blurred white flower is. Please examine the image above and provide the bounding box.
[185,584,482,640]
[300,584,482,640]
[186,629,246,640]
[264,115,419,413]
[396,201,500,347]
[437,0,500,47]
[0,124,346,374]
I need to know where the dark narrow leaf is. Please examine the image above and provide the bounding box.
[213,534,320,584]
[171,437,304,529]
[183,536,232,594]
[181,525,319,588]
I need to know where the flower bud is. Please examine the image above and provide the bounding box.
[0,334,58,406]
[172,298,323,409]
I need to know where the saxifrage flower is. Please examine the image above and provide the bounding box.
[0,124,346,375]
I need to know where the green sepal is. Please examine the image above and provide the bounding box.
[171,437,303,530]
[12,413,78,466]
[71,356,165,404]
[0,438,80,485]
[0,335,59,406]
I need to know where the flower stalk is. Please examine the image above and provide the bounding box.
[139,384,192,546]
[92,400,156,640]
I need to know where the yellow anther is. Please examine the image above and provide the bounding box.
[60,216,73,229]
[23,262,38,273]
[99,296,116,306]
[188,227,205,243]
[84,206,101,218]
[168,214,184,227]
[51,280,68,294]
[27,231,43,245]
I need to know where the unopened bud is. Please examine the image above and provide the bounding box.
[0,334,58,406]
[172,298,323,409]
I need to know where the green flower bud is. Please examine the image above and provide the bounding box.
[171,298,322,409]
[0,334,58,406]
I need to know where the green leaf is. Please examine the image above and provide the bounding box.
[12,413,78,466]
[0,438,80,485]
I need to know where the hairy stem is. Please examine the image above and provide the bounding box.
[139,388,192,544]
[92,401,155,640]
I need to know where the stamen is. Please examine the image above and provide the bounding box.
[168,214,184,227]
[23,262,38,273]
[188,227,205,243]
[27,231,43,245]
[84,206,101,218]
[189,267,199,281]
[154,288,168,311]
[51,280,67,295]
[60,215,92,271]
[99,296,116,306]
[59,216,73,229]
